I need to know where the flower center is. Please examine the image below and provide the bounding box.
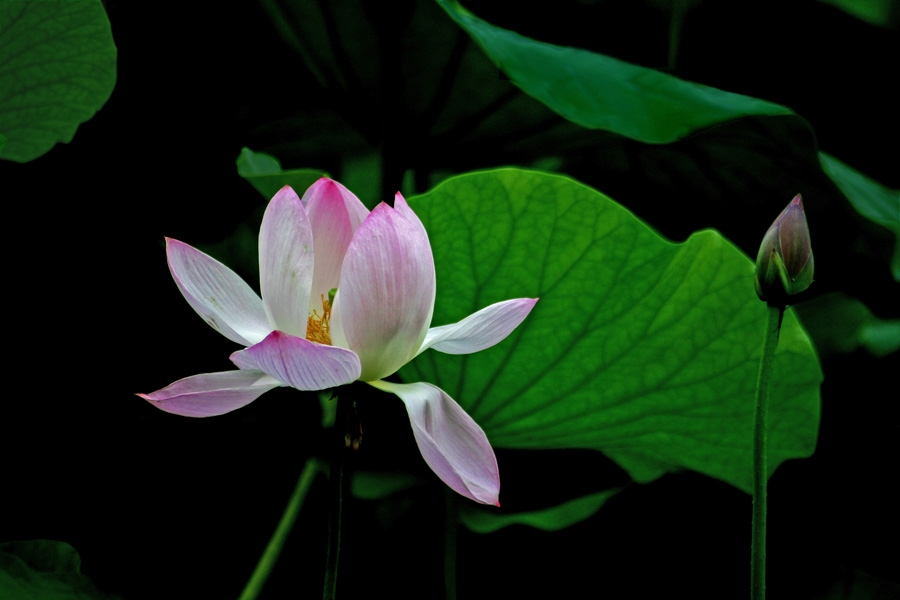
[306,294,332,345]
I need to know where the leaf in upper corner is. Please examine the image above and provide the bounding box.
[0,1,116,162]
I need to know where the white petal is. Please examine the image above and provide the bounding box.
[138,370,280,417]
[165,238,271,346]
[302,178,370,308]
[259,186,315,337]
[369,380,500,505]
[418,298,539,356]
[331,195,435,381]
[230,330,361,390]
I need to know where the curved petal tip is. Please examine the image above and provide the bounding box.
[369,380,500,505]
[419,297,539,356]
[138,370,280,417]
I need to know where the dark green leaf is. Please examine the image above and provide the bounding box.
[819,152,900,280]
[0,540,118,599]
[0,0,116,162]
[435,1,898,284]
[351,471,424,500]
[794,292,900,357]
[815,0,899,28]
[435,0,791,144]
[460,488,623,533]
[236,147,324,200]
[237,146,282,176]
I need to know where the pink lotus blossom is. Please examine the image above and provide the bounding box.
[139,178,537,505]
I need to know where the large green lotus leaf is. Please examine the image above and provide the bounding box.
[435,0,790,144]
[402,169,822,491]
[0,0,116,162]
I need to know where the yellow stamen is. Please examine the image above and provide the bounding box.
[306,294,332,345]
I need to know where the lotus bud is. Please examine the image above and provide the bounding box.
[755,194,814,304]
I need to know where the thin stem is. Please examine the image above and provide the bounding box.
[323,395,352,600]
[443,489,459,600]
[238,459,323,600]
[751,303,784,600]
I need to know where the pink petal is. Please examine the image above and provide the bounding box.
[165,238,271,346]
[330,195,436,381]
[369,380,500,506]
[138,370,280,417]
[259,186,315,338]
[302,178,370,308]
[230,330,361,390]
[418,298,539,356]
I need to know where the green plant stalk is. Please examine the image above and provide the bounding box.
[238,458,322,600]
[323,395,354,600]
[322,452,344,600]
[751,303,785,600]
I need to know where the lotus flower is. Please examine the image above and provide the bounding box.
[139,178,538,505]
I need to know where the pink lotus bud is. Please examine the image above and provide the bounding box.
[755,194,814,304]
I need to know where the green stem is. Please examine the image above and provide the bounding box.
[751,303,784,600]
[323,395,353,600]
[238,459,322,600]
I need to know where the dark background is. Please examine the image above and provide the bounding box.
[2,1,897,598]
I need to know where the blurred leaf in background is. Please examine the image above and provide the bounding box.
[0,540,120,600]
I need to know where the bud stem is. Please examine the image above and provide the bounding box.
[751,303,784,600]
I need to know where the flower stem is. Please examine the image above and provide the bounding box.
[238,458,322,600]
[751,303,784,600]
[323,395,353,600]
